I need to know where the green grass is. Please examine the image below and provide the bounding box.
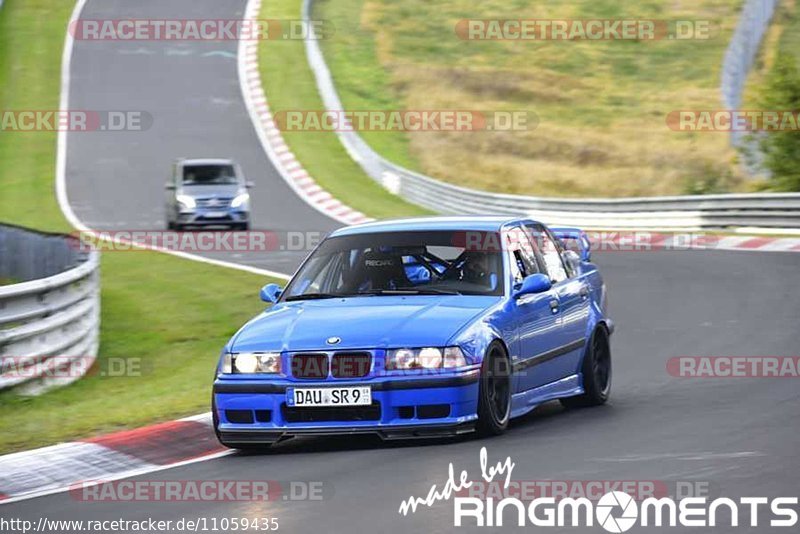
[294,0,752,197]
[258,0,429,218]
[315,0,418,169]
[776,0,800,68]
[738,0,798,184]
[0,0,281,453]
[0,254,269,452]
[0,0,73,228]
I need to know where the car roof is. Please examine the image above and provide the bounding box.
[179,158,236,166]
[329,216,535,237]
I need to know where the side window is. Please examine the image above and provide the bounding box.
[505,226,539,283]
[525,225,568,283]
[287,252,346,295]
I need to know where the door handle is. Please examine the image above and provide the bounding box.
[549,300,559,314]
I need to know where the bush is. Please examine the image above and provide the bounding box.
[759,52,800,191]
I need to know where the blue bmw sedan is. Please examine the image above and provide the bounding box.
[212,217,613,448]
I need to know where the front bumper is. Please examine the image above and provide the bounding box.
[178,208,249,226]
[213,370,480,444]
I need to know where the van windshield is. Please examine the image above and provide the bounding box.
[182,165,238,185]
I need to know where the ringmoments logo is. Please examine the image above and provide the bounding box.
[453,492,799,529]
[397,448,799,530]
[596,492,638,533]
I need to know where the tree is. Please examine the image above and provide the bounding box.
[759,52,800,191]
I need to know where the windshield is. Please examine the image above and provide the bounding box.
[182,164,238,185]
[282,231,505,300]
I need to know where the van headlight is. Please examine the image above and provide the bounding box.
[231,193,250,209]
[176,194,196,210]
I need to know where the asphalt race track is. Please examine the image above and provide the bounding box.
[5,0,799,532]
[64,0,339,274]
[5,250,800,533]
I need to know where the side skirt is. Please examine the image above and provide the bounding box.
[509,374,583,419]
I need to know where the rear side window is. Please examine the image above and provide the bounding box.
[504,226,541,283]
[525,224,568,283]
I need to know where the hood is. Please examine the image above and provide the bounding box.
[230,295,499,352]
[180,184,241,199]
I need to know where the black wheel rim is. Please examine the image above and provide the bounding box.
[592,332,611,395]
[486,354,510,423]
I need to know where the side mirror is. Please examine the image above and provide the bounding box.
[578,234,591,262]
[245,181,255,189]
[514,273,551,299]
[165,183,176,191]
[260,283,283,303]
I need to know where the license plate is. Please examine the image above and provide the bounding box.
[286,386,371,407]
[204,211,228,218]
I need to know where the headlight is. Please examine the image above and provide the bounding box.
[176,194,196,209]
[443,346,467,367]
[386,347,466,370]
[418,347,443,369]
[226,352,281,374]
[231,193,250,209]
[390,348,418,369]
[235,353,259,373]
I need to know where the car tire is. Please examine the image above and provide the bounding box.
[560,326,611,409]
[476,341,512,436]
[235,222,250,231]
[167,220,175,230]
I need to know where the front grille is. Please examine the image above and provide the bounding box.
[196,197,232,208]
[281,402,381,423]
[291,353,329,379]
[331,352,371,378]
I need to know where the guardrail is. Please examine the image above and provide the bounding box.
[0,224,100,395]
[302,0,800,230]
[721,0,779,152]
